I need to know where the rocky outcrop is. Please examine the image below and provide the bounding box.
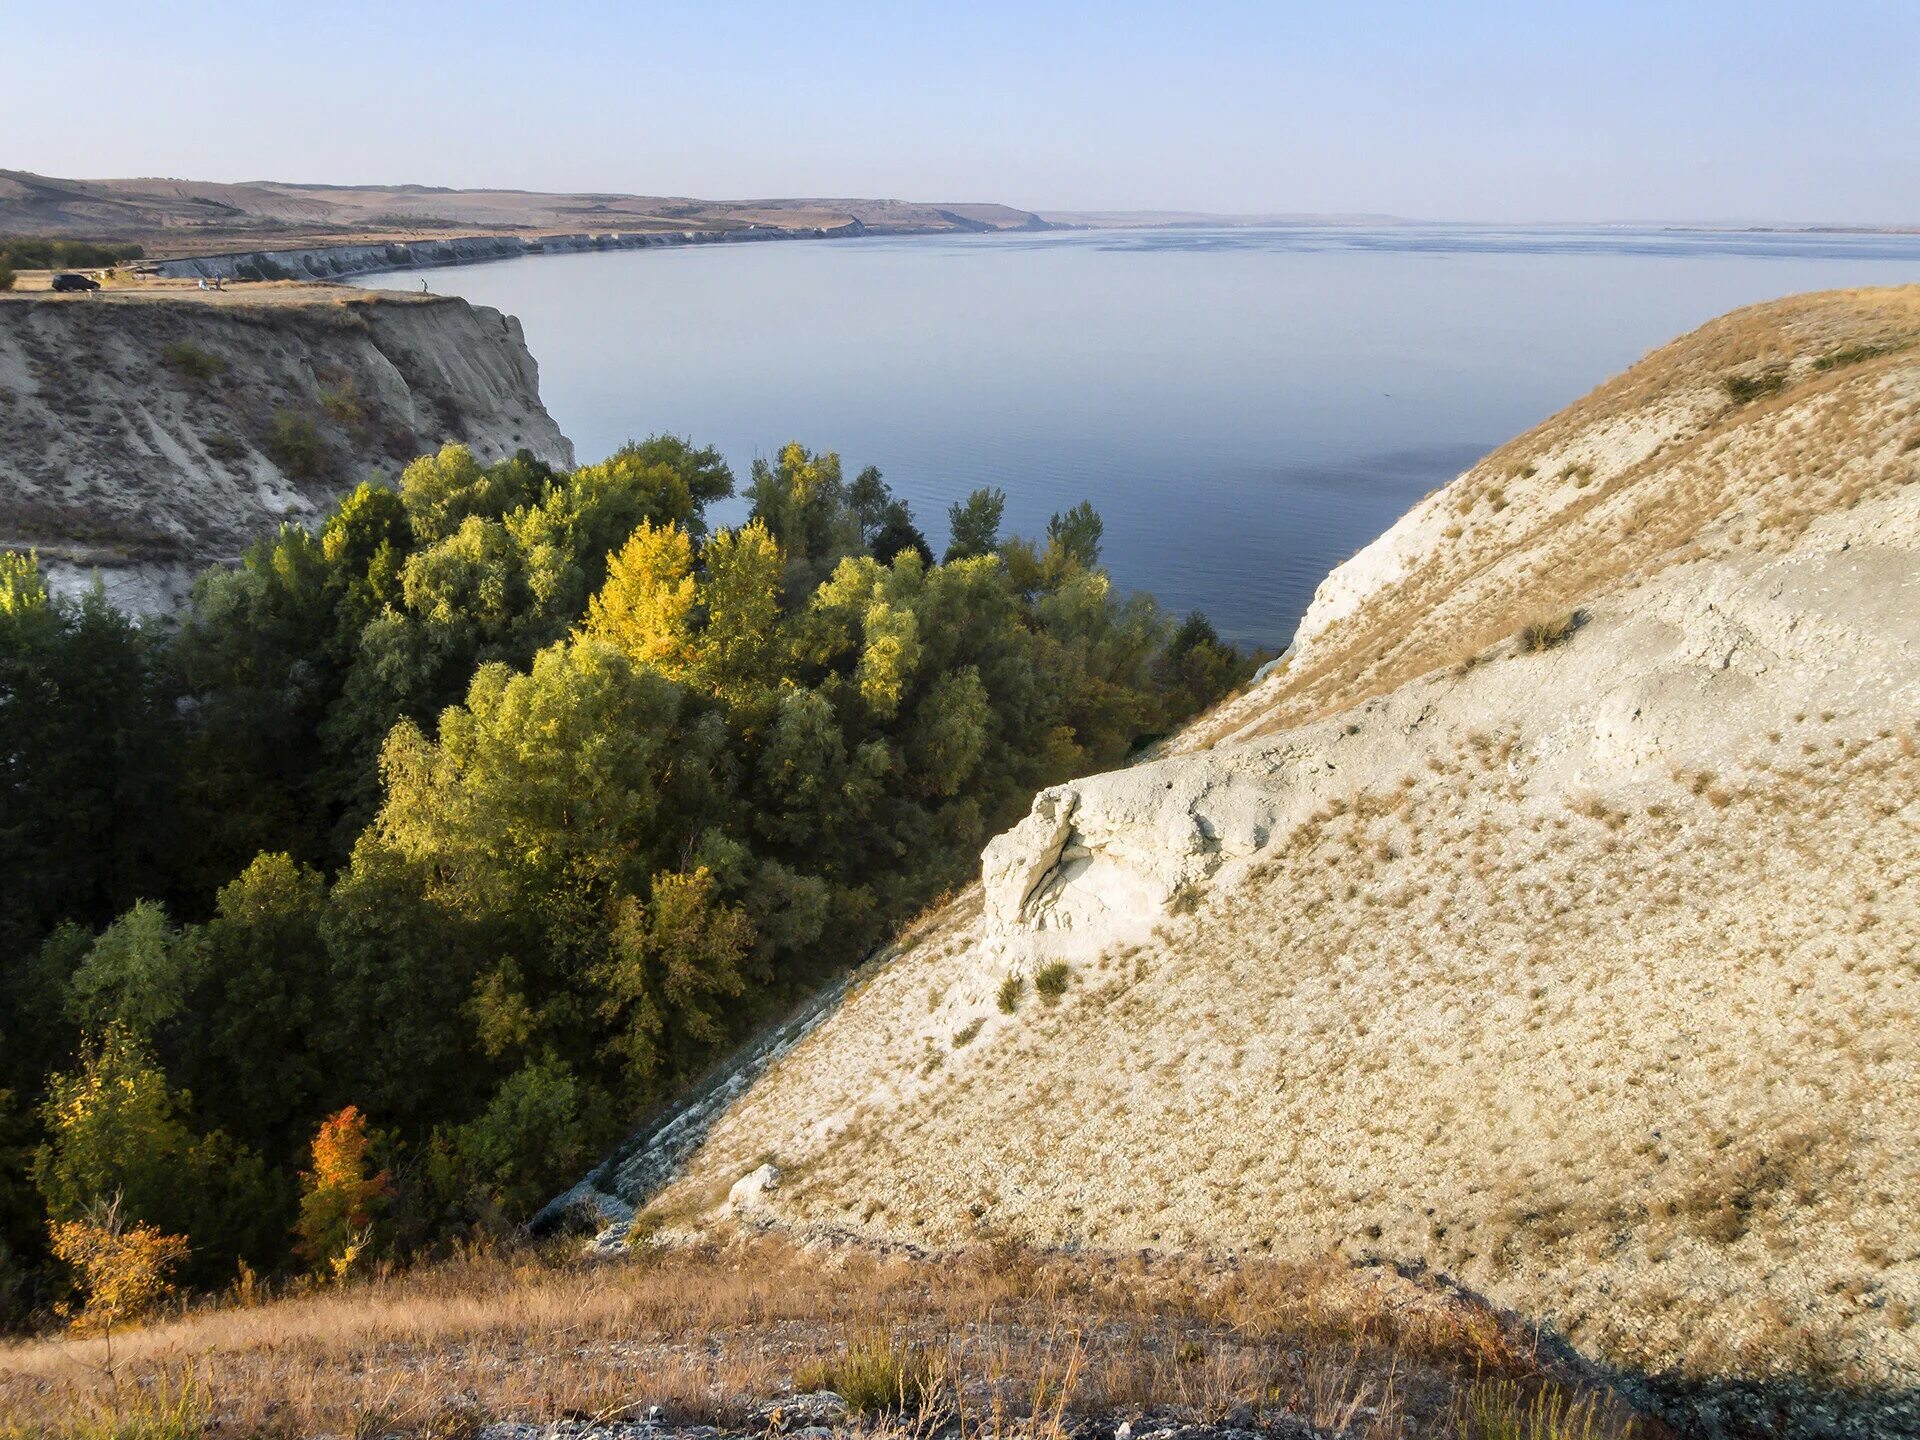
[980,763,1282,958]
[0,291,571,609]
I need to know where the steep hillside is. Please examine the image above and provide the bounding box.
[0,286,571,608]
[610,288,1920,1436]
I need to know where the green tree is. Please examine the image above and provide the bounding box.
[320,481,412,629]
[33,1028,193,1230]
[185,855,330,1153]
[446,1057,600,1222]
[694,521,785,708]
[0,561,183,961]
[318,839,491,1134]
[1046,500,1105,569]
[745,442,861,585]
[64,902,200,1039]
[594,868,754,1087]
[398,443,546,547]
[944,487,1007,561]
[581,520,697,675]
[373,639,701,956]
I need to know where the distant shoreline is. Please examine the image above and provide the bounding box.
[143,219,1029,284]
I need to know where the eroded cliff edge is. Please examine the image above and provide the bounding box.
[0,288,572,610]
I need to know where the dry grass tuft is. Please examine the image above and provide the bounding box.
[1517,611,1580,653]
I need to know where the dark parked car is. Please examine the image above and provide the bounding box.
[51,273,101,293]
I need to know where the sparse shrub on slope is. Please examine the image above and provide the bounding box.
[1453,1378,1615,1440]
[1721,366,1790,404]
[1518,611,1580,653]
[1034,961,1071,1003]
[160,341,228,385]
[262,408,329,480]
[203,430,245,461]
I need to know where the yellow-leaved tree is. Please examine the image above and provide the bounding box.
[582,518,697,673]
[584,518,785,710]
[49,1196,189,1336]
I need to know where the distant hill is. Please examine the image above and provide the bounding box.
[0,169,1049,257]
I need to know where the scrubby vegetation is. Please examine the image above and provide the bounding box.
[1517,611,1579,653]
[798,1326,941,1416]
[0,237,145,273]
[1811,340,1909,372]
[261,408,328,479]
[0,437,1250,1328]
[1721,366,1790,404]
[159,342,227,385]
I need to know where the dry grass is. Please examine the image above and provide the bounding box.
[0,1238,1646,1440]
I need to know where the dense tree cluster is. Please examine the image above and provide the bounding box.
[0,437,1250,1321]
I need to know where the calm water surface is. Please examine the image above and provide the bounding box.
[365,227,1920,648]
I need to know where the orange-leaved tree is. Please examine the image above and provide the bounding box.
[293,1106,389,1280]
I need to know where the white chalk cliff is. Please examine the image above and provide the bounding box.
[0,290,571,610]
[592,286,1920,1437]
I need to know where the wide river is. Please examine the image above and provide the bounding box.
[364,227,1920,649]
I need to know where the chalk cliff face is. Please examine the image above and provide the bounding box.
[597,287,1920,1438]
[0,291,571,610]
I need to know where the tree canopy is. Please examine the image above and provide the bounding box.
[0,437,1252,1320]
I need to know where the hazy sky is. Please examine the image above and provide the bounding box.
[6,0,1916,223]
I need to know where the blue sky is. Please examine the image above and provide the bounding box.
[6,0,1916,223]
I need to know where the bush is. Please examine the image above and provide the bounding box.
[204,431,245,462]
[161,342,228,384]
[1517,611,1579,653]
[293,1106,389,1280]
[319,376,366,430]
[799,1328,941,1416]
[1033,961,1070,1003]
[47,1199,189,1336]
[1812,341,1906,373]
[0,260,14,293]
[996,975,1024,1014]
[0,236,144,270]
[950,1018,983,1048]
[1722,366,1790,404]
[263,410,329,480]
